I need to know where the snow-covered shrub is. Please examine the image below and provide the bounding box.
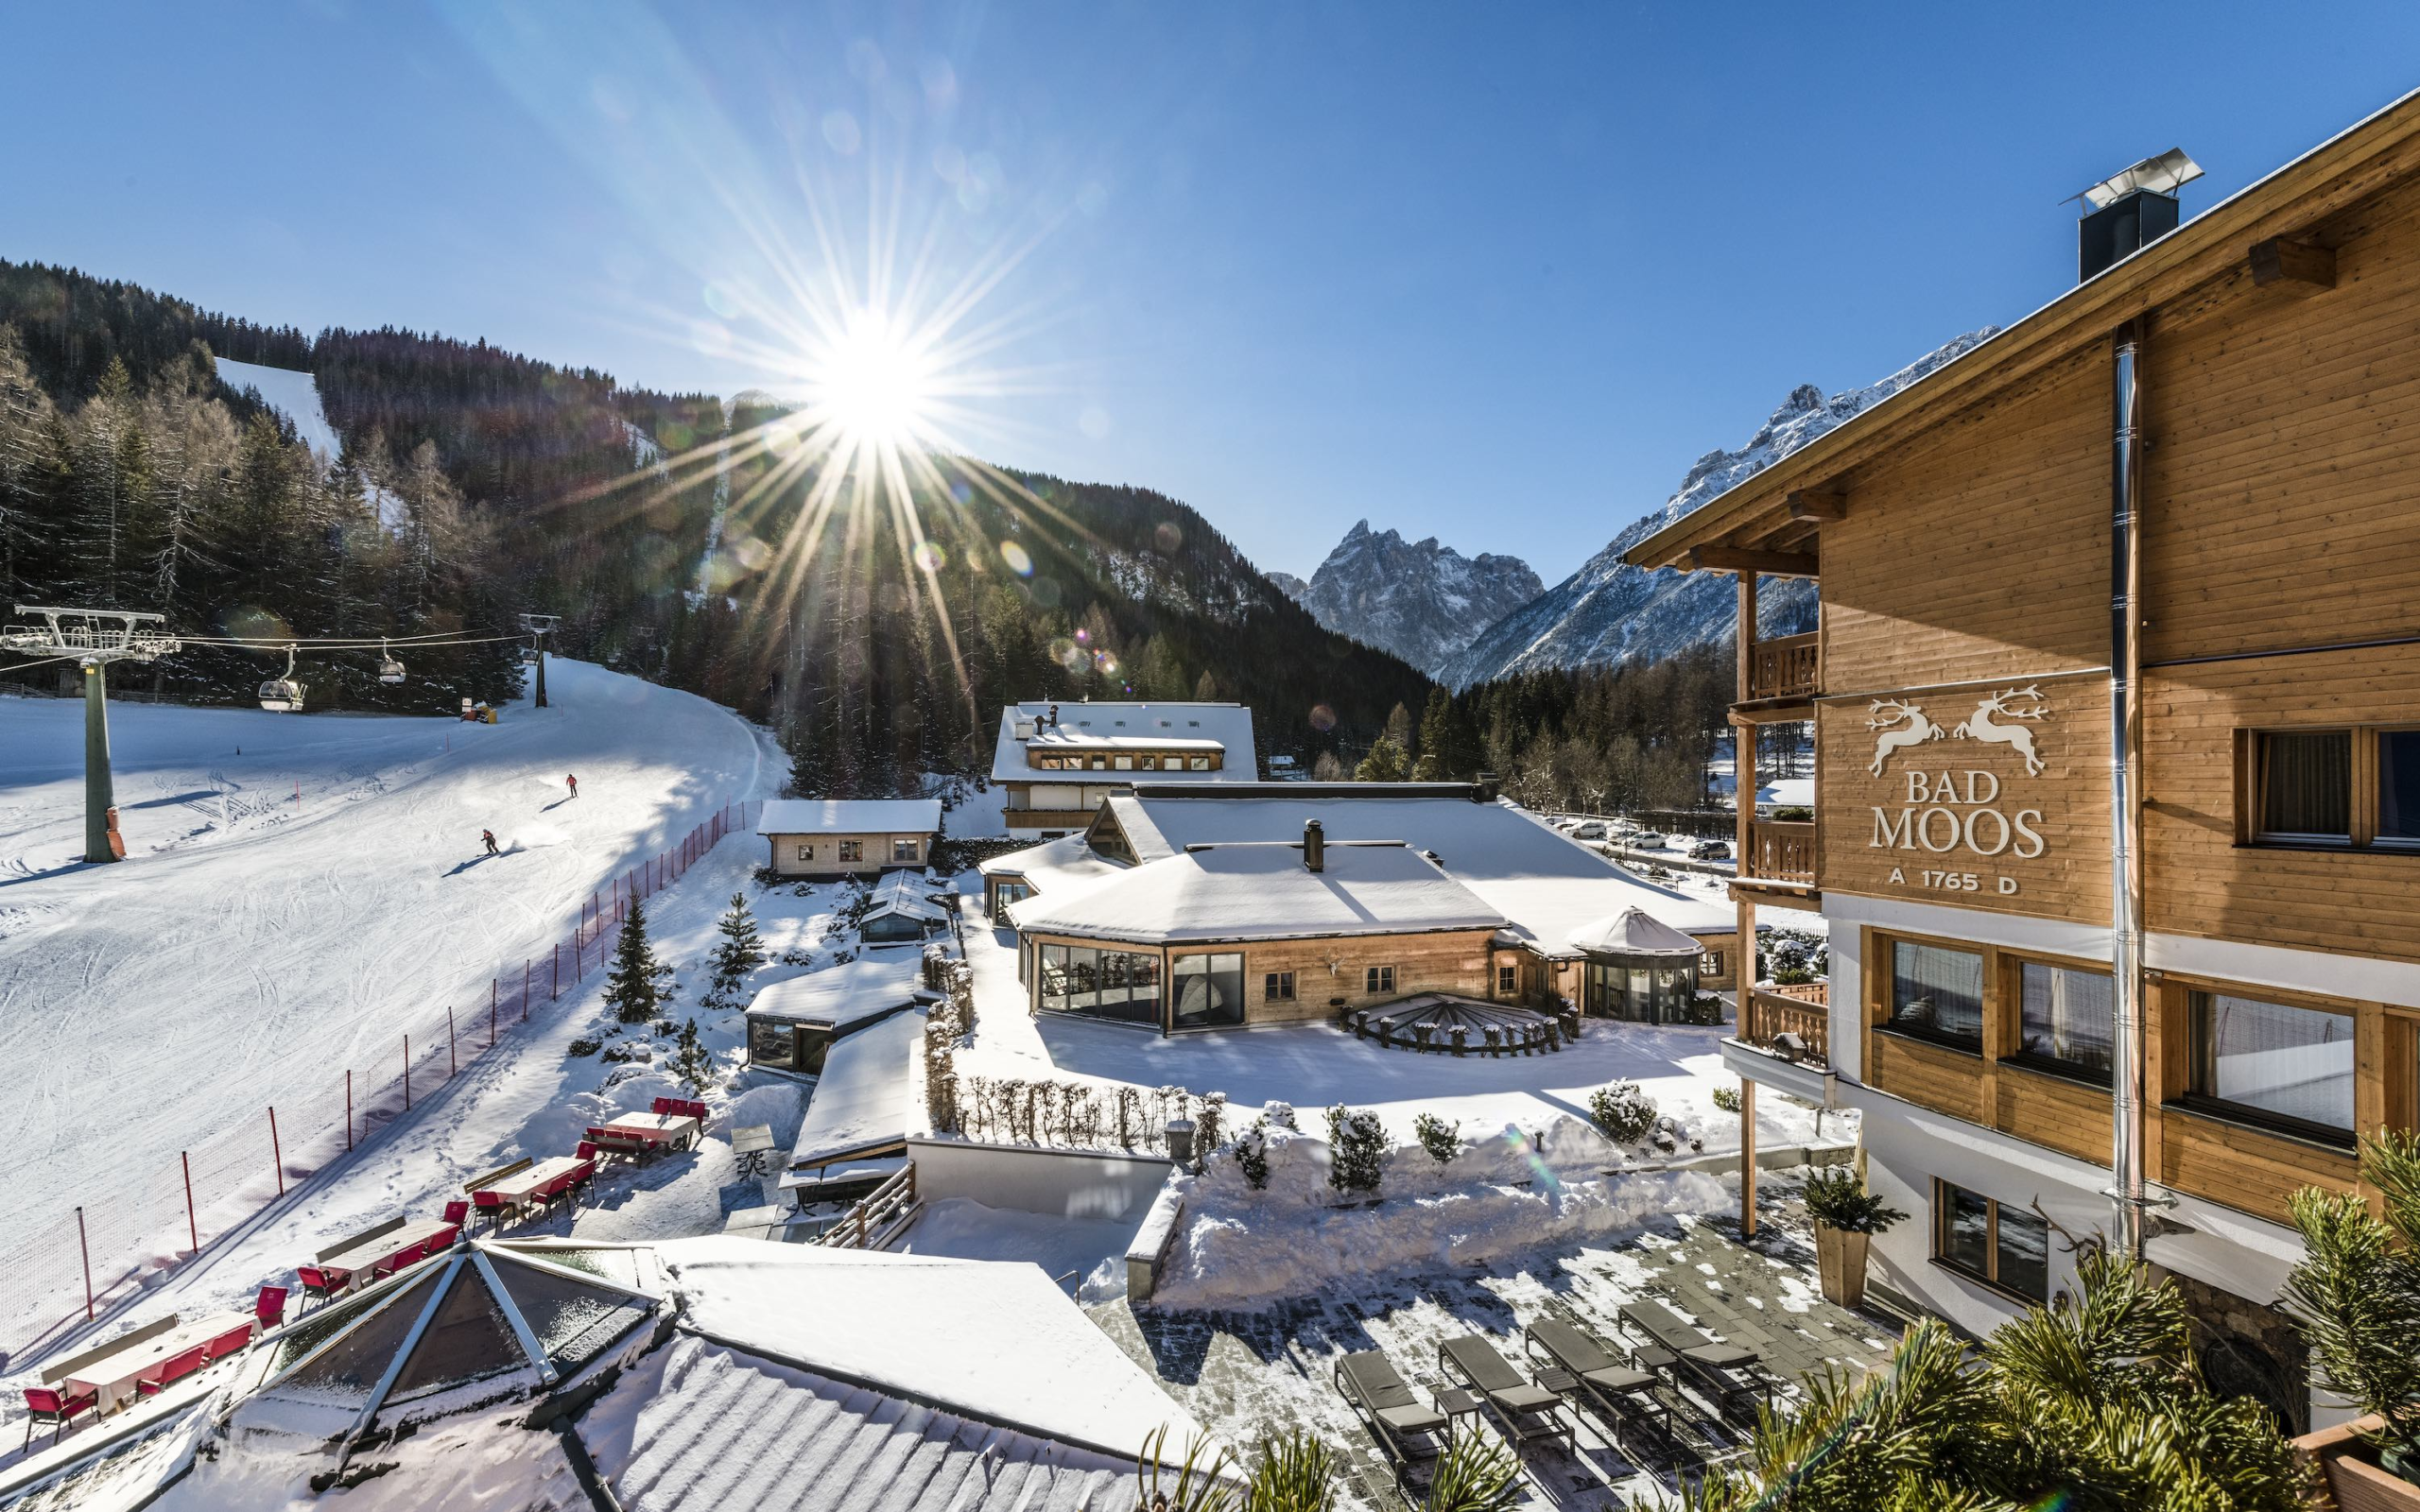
[922,1004,962,1131]
[1412,1111,1461,1165]
[1326,1106,1386,1195]
[1712,1084,1742,1115]
[1115,1085,1143,1148]
[1588,1081,1657,1145]
[566,1036,601,1058]
[600,1041,651,1065]
[1264,1101,1297,1130]
[668,1019,716,1097]
[1236,1121,1271,1190]
[1195,1091,1227,1155]
[1765,927,1824,986]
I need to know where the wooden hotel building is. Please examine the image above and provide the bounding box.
[1630,98,2420,1429]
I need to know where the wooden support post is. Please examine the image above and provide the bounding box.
[2249,236,2336,295]
[268,1107,284,1196]
[1740,1079,1758,1237]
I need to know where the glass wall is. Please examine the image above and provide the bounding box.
[1582,954,1698,1023]
[1035,943,1162,1026]
[2187,990,2355,1141]
[1888,940,1984,1048]
[1170,953,1246,1030]
[2014,962,2115,1079]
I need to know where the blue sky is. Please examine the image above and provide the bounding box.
[10,3,2418,583]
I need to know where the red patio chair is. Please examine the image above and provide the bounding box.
[576,1141,599,1162]
[373,1240,425,1280]
[472,1189,508,1226]
[296,1266,342,1309]
[201,1319,255,1361]
[135,1343,211,1396]
[22,1386,96,1449]
[649,1096,676,1117]
[441,1200,469,1228]
[255,1285,288,1329]
[428,1222,461,1249]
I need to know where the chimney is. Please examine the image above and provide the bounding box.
[1046,702,1060,729]
[2073,148,2202,283]
[1474,772,1500,803]
[1303,818,1325,873]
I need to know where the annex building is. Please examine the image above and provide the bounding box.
[1631,101,2420,1431]
[989,699,1258,839]
[981,782,1737,1033]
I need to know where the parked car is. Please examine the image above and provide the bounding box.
[1689,838,1731,860]
[1569,821,1607,841]
[1632,832,1666,849]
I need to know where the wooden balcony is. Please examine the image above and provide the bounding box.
[1739,984,1828,1066]
[1744,632,1819,702]
[1745,820,1816,884]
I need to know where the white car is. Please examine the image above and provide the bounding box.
[1632,832,1667,849]
[1568,821,1607,841]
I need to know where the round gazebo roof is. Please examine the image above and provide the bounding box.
[1564,906,1703,958]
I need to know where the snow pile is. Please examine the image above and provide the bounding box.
[1150,1108,1727,1310]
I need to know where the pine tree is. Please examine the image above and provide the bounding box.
[667,1018,716,1097]
[1354,733,1409,782]
[603,897,666,1024]
[703,891,766,1007]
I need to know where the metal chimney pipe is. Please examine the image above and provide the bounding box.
[1304,818,1325,873]
[2108,320,2151,1260]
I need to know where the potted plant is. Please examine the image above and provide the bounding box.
[2285,1130,2420,1503]
[1802,1168,1907,1310]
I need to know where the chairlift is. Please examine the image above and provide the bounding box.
[377,638,406,685]
[520,642,538,666]
[257,645,305,713]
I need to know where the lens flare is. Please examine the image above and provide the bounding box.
[1309,703,1338,733]
[911,541,944,574]
[1498,1125,1562,1194]
[999,541,1033,576]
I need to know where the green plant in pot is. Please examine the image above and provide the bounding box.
[2284,1129,2420,1491]
[1802,1167,1907,1310]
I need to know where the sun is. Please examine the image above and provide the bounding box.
[809,310,934,448]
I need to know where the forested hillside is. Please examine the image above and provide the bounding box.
[0,260,1435,785]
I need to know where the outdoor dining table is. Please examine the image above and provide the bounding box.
[315,1216,458,1292]
[476,1155,590,1220]
[587,1111,700,1153]
[729,1124,776,1177]
[59,1309,253,1415]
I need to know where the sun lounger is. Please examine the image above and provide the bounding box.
[1524,1318,1672,1440]
[1438,1335,1572,1452]
[1618,1298,1775,1424]
[1335,1349,1452,1483]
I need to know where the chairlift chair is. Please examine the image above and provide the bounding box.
[257,645,305,713]
[377,639,406,684]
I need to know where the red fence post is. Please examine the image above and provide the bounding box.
[182,1152,198,1255]
[346,1070,354,1152]
[268,1107,284,1196]
[77,1207,93,1320]
[448,1006,458,1076]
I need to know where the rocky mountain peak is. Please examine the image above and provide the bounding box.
[1283,524,1544,679]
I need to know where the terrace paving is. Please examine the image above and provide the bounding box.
[1090,1183,1898,1509]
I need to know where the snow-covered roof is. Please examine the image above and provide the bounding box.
[977,831,1125,891]
[785,1007,923,1170]
[990,701,1257,784]
[1007,840,1503,946]
[1566,907,1705,957]
[744,954,931,1028]
[755,799,942,835]
[864,869,948,923]
[660,1236,1206,1459]
[1101,791,1733,954]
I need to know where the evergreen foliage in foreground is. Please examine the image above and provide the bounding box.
[2284,1129,2420,1479]
[1650,1251,2310,1512]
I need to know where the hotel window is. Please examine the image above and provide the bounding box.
[2184,989,2355,1143]
[795,843,814,862]
[838,840,864,864]
[991,882,1030,925]
[2245,726,2420,849]
[1934,1182,2048,1301]
[1172,953,1245,1029]
[1115,755,1134,770]
[1885,939,1984,1050]
[1037,943,1162,1027]
[1497,964,1518,996]
[890,838,920,863]
[1265,971,1296,1002]
[1365,965,1397,996]
[1699,951,1725,979]
[1190,756,1213,771]
[2012,961,2114,1082]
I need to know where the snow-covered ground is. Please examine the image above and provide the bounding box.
[211,358,341,461]
[0,661,775,1358]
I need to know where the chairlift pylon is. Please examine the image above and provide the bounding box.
[257,644,305,713]
[377,638,406,685]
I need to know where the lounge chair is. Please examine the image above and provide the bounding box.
[1335,1349,1452,1483]
[254,1285,288,1330]
[1618,1298,1775,1425]
[295,1266,342,1310]
[1524,1317,1672,1441]
[135,1344,210,1397]
[21,1387,96,1450]
[1438,1335,1572,1452]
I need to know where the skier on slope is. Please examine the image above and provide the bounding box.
[566,773,579,799]
[482,829,500,856]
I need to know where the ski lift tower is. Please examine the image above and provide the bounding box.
[2,607,182,863]
[518,613,562,709]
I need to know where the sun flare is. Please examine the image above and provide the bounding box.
[808,310,934,448]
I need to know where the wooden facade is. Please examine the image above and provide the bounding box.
[1022,926,1500,1033]
[765,829,932,880]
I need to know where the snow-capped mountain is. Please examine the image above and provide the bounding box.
[1439,329,1999,688]
[1283,522,1543,677]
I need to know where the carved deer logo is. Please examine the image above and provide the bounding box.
[1867,699,1949,775]
[1954,686,2051,776]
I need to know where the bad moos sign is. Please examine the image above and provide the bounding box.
[1863,685,2054,896]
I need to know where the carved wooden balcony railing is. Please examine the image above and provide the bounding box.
[1739,983,1828,1065]
[1747,820,1816,884]
[1745,632,1820,702]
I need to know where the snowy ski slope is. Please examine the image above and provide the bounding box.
[211,357,343,460]
[0,662,774,1250]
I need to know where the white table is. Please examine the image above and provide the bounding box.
[481,1155,587,1214]
[316,1216,458,1291]
[591,1111,700,1150]
[60,1310,252,1414]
